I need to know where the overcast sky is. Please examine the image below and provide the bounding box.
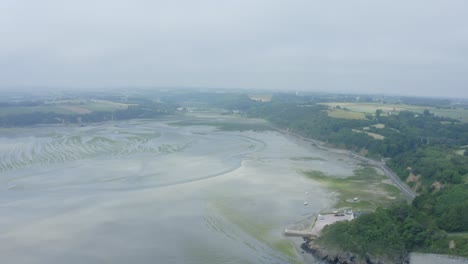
[1,0,467,97]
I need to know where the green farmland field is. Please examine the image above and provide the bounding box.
[321,102,468,122]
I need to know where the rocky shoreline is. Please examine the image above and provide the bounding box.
[301,238,410,264]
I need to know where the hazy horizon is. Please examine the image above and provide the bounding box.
[1,0,467,97]
[1,85,467,101]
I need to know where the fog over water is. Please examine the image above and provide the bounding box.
[1,118,465,264]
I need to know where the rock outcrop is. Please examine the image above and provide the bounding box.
[302,238,410,264]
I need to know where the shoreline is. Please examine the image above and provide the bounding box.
[301,238,410,264]
[273,127,416,200]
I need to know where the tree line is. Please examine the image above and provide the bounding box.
[0,102,176,127]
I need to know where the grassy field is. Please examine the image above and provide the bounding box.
[321,102,468,122]
[327,109,367,120]
[431,108,468,123]
[304,166,405,212]
[352,129,385,140]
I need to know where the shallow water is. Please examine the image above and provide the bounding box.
[0,119,387,263]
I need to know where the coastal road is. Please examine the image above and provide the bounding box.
[379,163,416,200]
[347,152,416,200]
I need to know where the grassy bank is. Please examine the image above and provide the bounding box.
[303,166,405,212]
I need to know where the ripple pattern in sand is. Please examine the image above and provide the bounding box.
[0,127,190,172]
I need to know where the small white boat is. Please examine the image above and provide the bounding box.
[304,201,308,205]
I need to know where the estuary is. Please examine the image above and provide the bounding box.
[1,117,462,264]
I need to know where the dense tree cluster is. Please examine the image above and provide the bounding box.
[414,185,468,232]
[318,203,441,257]
[388,146,467,186]
[319,185,468,258]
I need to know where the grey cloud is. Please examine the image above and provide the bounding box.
[0,0,467,97]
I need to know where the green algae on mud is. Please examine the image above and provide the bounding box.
[210,197,303,264]
[169,117,273,132]
[303,166,406,211]
[290,157,326,161]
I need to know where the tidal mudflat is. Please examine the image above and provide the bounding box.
[0,117,390,264]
